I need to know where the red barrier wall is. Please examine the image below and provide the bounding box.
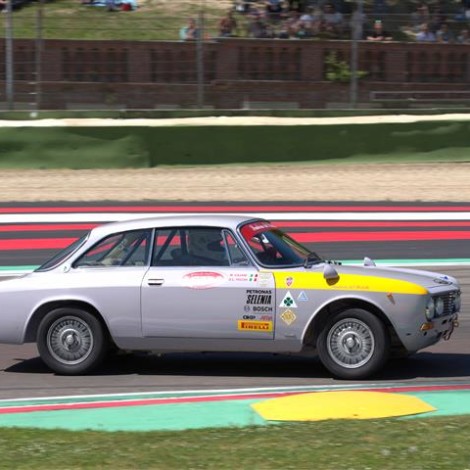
[1,38,469,109]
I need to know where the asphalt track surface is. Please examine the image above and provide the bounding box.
[2,201,470,268]
[0,201,469,400]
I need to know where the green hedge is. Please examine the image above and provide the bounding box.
[0,121,469,169]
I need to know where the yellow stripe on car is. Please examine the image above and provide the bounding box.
[272,272,427,295]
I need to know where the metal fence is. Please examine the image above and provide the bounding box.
[2,0,470,111]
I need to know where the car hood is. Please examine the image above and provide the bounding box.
[281,262,459,291]
[362,265,459,289]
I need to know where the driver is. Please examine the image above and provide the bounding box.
[188,230,228,264]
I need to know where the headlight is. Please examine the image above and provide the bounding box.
[425,298,435,320]
[435,297,445,316]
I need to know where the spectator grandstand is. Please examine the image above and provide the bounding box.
[1,0,469,43]
[224,0,470,42]
[1,0,470,111]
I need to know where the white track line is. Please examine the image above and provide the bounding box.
[2,212,470,223]
[0,383,411,405]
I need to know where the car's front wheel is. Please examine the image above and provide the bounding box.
[317,308,390,380]
[37,307,108,375]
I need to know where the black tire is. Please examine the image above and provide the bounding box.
[317,308,390,380]
[37,307,108,375]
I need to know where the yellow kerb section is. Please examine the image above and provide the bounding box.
[272,272,427,295]
[251,391,436,421]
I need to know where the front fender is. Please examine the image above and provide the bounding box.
[300,294,391,345]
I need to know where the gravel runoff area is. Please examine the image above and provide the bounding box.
[0,114,469,202]
[1,162,469,202]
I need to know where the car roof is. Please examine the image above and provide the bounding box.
[89,214,263,238]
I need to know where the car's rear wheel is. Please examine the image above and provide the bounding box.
[37,307,108,375]
[317,308,389,380]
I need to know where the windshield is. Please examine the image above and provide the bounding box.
[35,234,89,272]
[240,221,322,267]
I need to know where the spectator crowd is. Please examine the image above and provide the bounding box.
[181,0,470,43]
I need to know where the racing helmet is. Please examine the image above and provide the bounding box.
[188,229,227,262]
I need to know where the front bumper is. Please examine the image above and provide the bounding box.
[399,314,459,352]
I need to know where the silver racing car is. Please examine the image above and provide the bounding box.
[0,215,461,379]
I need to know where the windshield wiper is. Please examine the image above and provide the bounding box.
[304,253,322,268]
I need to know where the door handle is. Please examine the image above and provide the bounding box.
[148,278,164,286]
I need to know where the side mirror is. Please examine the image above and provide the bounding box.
[323,263,339,281]
[363,257,376,267]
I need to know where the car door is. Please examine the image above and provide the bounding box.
[141,227,276,339]
[69,228,153,338]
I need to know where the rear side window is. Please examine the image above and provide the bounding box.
[74,229,152,268]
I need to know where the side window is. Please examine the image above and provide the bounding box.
[152,229,180,266]
[152,227,233,267]
[74,230,151,268]
[223,230,250,266]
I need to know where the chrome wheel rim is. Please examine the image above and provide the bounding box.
[46,316,94,365]
[327,318,375,369]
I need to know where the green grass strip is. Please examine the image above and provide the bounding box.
[0,416,469,469]
[1,121,470,168]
